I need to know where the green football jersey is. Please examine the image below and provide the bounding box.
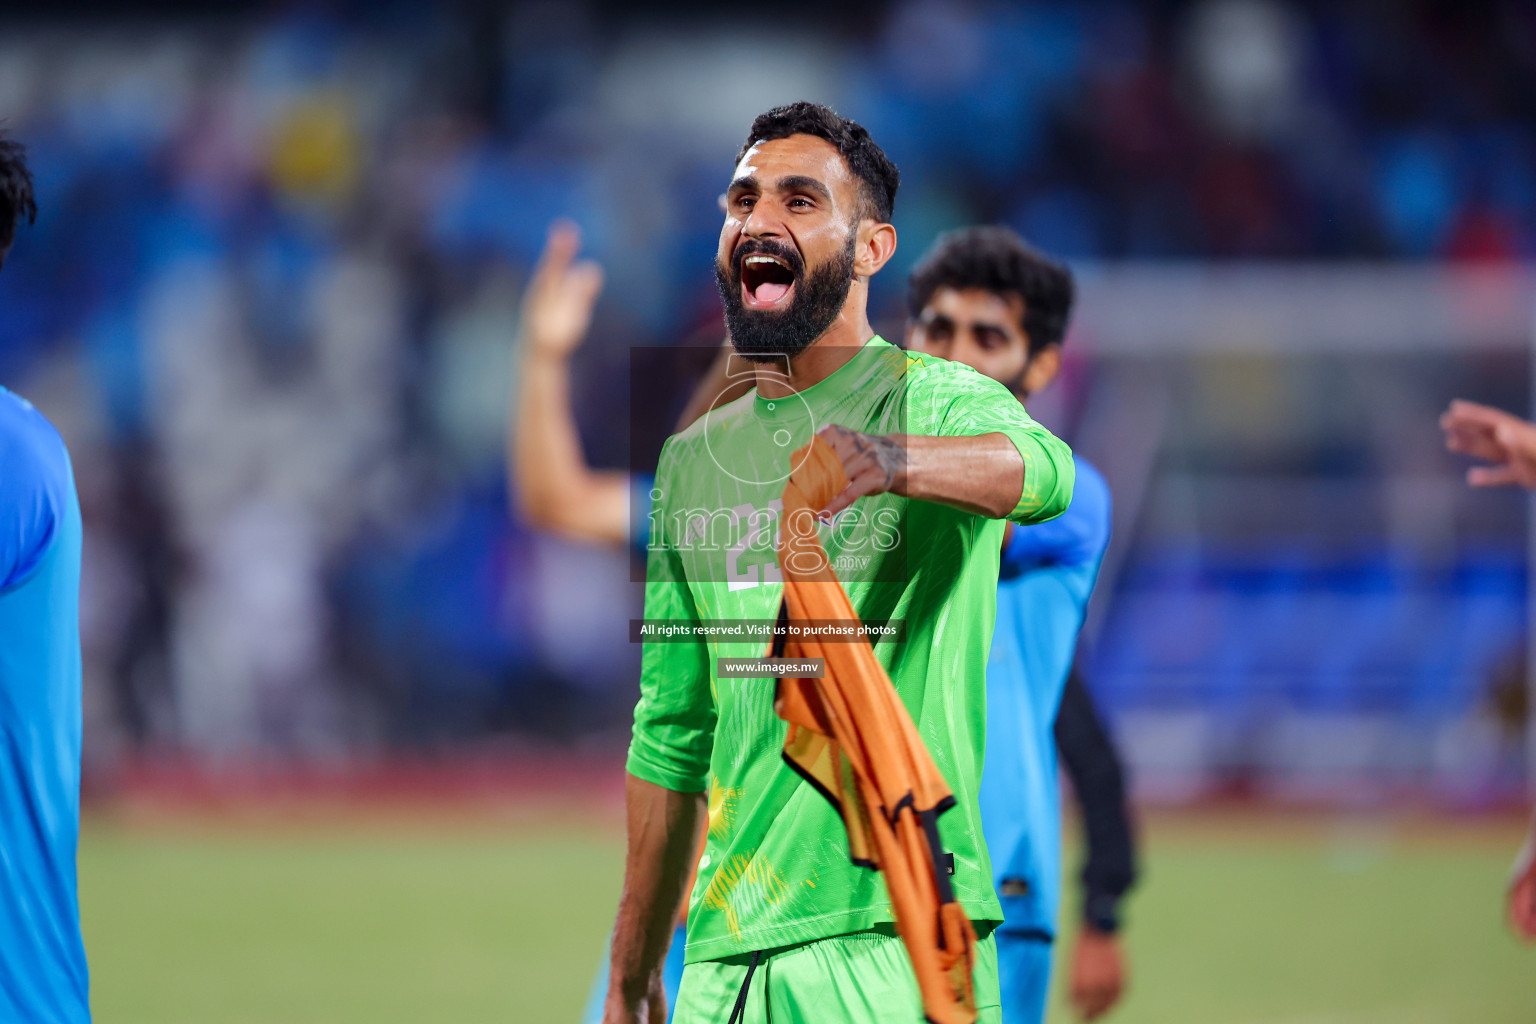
[627,337,1074,963]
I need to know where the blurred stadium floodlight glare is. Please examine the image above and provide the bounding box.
[1068,262,1536,800]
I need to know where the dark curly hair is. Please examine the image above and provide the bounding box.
[908,226,1074,354]
[736,102,899,224]
[0,133,35,269]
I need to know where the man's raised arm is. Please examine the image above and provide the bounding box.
[510,222,632,545]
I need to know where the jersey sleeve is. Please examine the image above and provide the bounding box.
[629,473,657,555]
[1000,457,1111,572]
[625,444,716,793]
[0,397,66,592]
[909,358,1075,526]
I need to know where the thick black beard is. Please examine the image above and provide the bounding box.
[715,232,857,363]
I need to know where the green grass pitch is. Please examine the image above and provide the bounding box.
[79,809,1536,1023]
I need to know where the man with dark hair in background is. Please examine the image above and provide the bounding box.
[906,227,1135,1022]
[602,102,1074,1023]
[0,133,93,1022]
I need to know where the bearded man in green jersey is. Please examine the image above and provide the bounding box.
[602,102,1075,1024]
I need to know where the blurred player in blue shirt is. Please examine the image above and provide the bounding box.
[906,227,1131,1023]
[0,134,92,1023]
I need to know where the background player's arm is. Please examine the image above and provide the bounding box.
[604,776,705,1023]
[1056,665,1137,1019]
[1440,399,1536,488]
[510,221,632,546]
[1441,401,1536,943]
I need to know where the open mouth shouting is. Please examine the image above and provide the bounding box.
[717,230,853,361]
[739,250,798,310]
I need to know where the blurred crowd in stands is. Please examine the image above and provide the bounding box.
[3,0,1534,793]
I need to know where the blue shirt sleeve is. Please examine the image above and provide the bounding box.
[1000,456,1111,572]
[630,473,657,554]
[0,389,69,591]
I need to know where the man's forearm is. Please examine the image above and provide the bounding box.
[607,774,706,1017]
[898,432,1025,519]
[512,350,581,514]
